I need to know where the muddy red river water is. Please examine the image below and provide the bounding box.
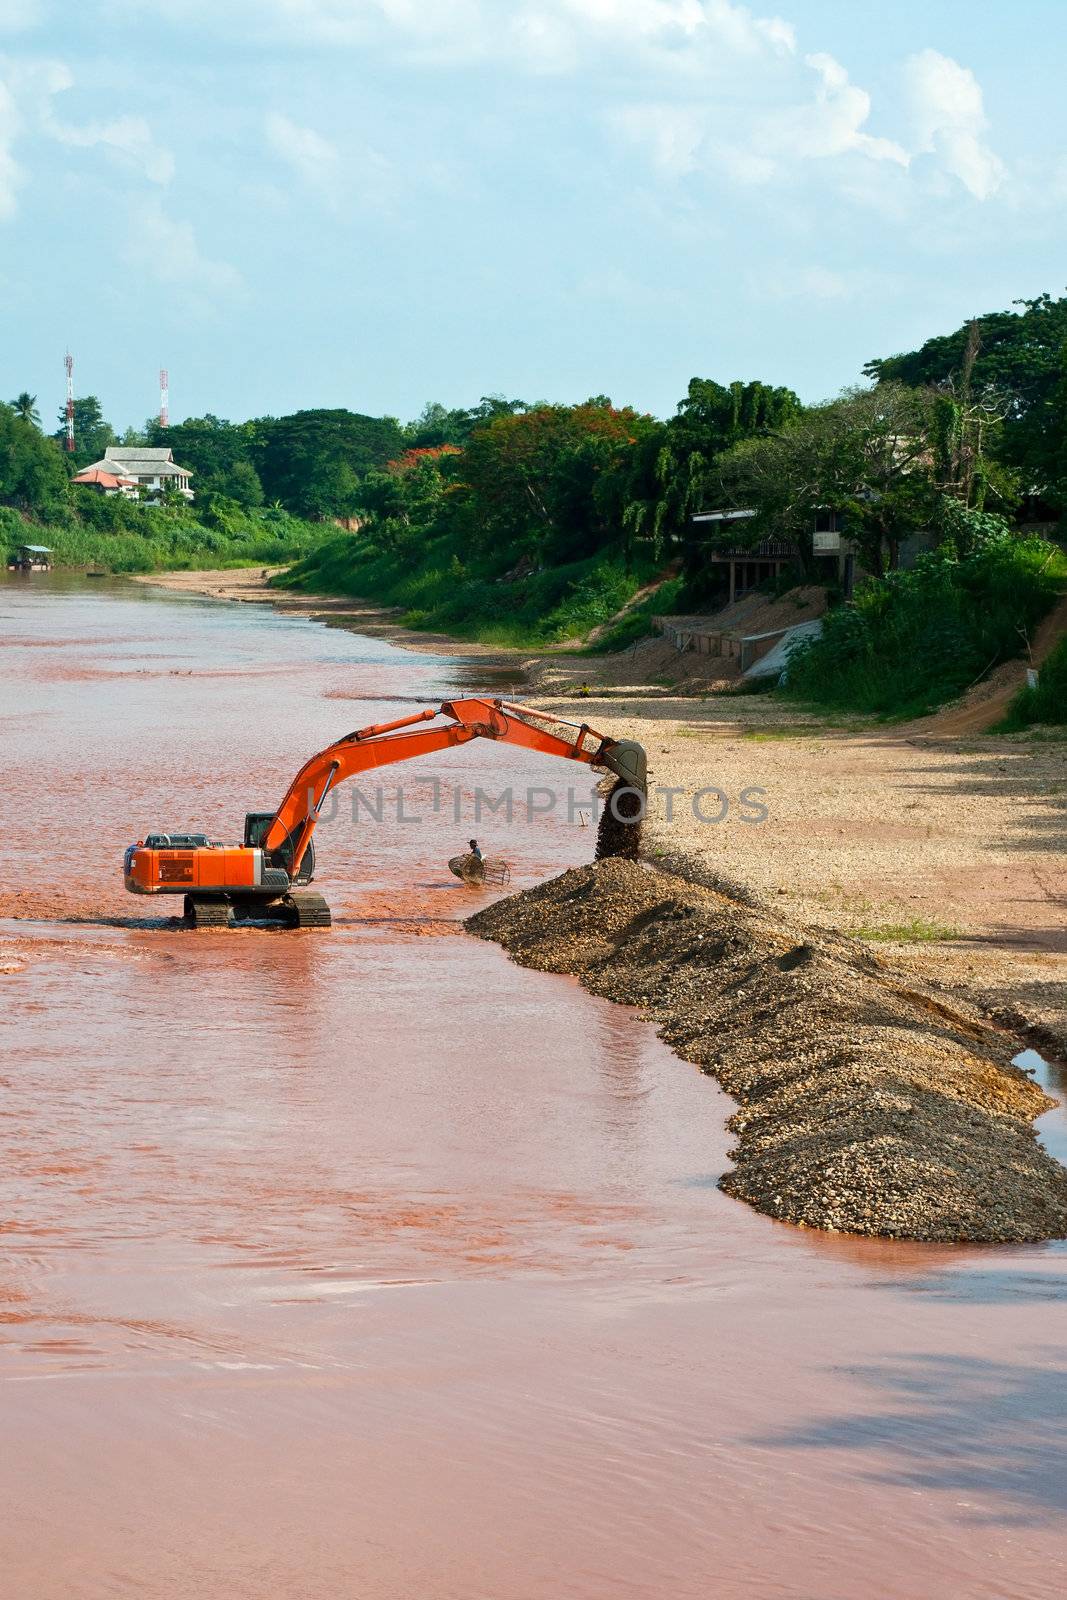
[2,574,1065,1599]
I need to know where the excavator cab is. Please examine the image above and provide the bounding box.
[243,812,316,886]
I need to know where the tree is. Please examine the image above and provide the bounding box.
[458,402,651,566]
[53,396,115,470]
[865,292,1067,503]
[0,402,70,517]
[226,459,265,508]
[251,409,406,517]
[711,384,941,577]
[404,395,528,449]
[10,392,40,428]
[354,451,460,555]
[616,378,803,571]
[146,414,263,504]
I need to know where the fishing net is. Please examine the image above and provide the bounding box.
[449,854,511,886]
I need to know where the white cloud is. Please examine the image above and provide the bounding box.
[265,111,340,199]
[142,0,795,66]
[48,110,174,184]
[103,2,1006,218]
[904,48,1004,200]
[264,110,397,211]
[707,138,775,184]
[609,103,707,177]
[0,56,71,220]
[611,45,906,189]
[786,53,908,165]
[0,0,45,32]
[125,199,242,299]
[0,54,173,221]
[0,77,19,216]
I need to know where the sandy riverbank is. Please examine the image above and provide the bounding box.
[132,567,1067,1054]
[468,858,1067,1241]
[128,567,523,661]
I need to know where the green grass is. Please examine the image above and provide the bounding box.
[742,724,827,741]
[995,632,1067,730]
[1,504,328,576]
[578,575,685,653]
[278,528,668,648]
[784,536,1067,719]
[854,918,962,943]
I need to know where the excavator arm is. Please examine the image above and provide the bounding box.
[263,697,646,877]
[123,696,646,927]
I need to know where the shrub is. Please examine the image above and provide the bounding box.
[997,633,1067,729]
[785,535,1066,717]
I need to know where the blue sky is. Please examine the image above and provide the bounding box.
[2,1,1065,431]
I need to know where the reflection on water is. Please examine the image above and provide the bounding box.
[2,574,1066,1600]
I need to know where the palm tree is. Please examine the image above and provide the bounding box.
[11,391,41,428]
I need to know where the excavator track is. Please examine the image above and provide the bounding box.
[284,890,332,929]
[183,895,232,929]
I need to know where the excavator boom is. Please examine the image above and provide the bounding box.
[123,697,645,929]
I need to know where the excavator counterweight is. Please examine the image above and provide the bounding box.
[123,697,646,929]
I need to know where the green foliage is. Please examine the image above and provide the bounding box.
[403,395,528,448]
[455,401,656,566]
[866,293,1067,508]
[938,500,1013,557]
[997,633,1067,729]
[854,918,962,943]
[10,392,41,427]
[623,378,802,571]
[251,409,405,518]
[712,383,941,577]
[785,535,1066,717]
[1,498,328,576]
[280,525,655,647]
[581,576,685,652]
[53,395,115,470]
[0,402,70,518]
[145,415,264,505]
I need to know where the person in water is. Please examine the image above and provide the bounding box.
[468,838,483,861]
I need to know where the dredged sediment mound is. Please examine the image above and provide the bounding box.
[466,858,1067,1243]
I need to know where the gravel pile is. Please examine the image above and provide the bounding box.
[467,858,1067,1243]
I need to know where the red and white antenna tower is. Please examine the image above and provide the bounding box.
[64,352,75,452]
[159,368,169,430]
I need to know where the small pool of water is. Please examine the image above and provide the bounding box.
[1015,1047,1067,1166]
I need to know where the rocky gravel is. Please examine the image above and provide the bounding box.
[467,857,1067,1243]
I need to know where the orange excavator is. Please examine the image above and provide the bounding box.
[123,697,647,928]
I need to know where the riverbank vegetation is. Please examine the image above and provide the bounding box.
[997,633,1067,730]
[1,398,406,574]
[5,288,1066,707]
[784,521,1066,718]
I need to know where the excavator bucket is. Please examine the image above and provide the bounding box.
[601,739,647,796]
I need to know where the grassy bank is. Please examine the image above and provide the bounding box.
[785,536,1067,718]
[277,527,667,648]
[997,633,1067,730]
[1,503,329,576]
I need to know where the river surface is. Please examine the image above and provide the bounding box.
[2,573,1065,1600]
